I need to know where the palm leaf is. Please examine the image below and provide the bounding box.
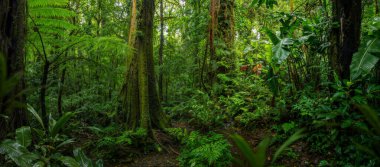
[350,38,380,80]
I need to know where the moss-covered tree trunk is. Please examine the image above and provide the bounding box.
[121,0,169,131]
[329,0,362,80]
[216,0,235,74]
[0,0,27,138]
[208,0,235,86]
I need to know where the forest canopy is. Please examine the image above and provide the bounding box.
[0,0,380,166]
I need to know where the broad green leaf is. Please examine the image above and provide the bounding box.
[27,104,45,130]
[73,148,93,167]
[231,134,257,167]
[0,139,38,167]
[255,137,271,167]
[59,156,80,167]
[95,159,104,167]
[272,129,306,162]
[350,39,380,80]
[33,161,45,167]
[264,28,280,45]
[50,112,75,137]
[57,139,75,148]
[358,105,380,135]
[16,126,32,147]
[272,38,293,64]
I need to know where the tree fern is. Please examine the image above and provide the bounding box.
[29,8,76,18]
[28,0,77,37]
[28,0,69,8]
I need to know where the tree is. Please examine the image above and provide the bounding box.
[208,0,235,86]
[0,0,27,138]
[159,0,164,102]
[121,0,169,130]
[329,0,362,80]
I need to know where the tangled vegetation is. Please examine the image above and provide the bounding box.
[1,0,380,166]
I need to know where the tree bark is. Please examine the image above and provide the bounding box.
[121,0,169,131]
[40,62,49,127]
[329,0,362,80]
[58,68,67,117]
[208,0,235,86]
[0,0,27,138]
[159,0,164,102]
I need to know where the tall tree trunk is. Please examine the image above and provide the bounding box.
[159,0,164,102]
[0,0,27,138]
[121,0,169,131]
[58,68,67,117]
[208,0,235,86]
[329,0,362,80]
[40,62,49,127]
[216,0,235,74]
[208,0,218,87]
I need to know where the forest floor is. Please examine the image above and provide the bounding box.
[109,121,324,167]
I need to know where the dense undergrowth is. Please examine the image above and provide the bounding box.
[1,0,380,167]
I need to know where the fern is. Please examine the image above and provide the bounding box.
[178,131,232,167]
[30,8,76,18]
[29,0,69,8]
[34,18,77,30]
[28,0,77,38]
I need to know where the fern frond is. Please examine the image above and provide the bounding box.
[34,18,77,30]
[29,0,69,8]
[30,8,76,18]
[33,27,68,37]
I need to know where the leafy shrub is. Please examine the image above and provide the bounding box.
[92,127,147,160]
[178,131,232,167]
[232,129,306,167]
[168,90,225,128]
[164,128,189,142]
[0,126,102,167]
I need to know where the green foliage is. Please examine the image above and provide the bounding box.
[351,17,380,80]
[168,90,225,128]
[232,129,306,167]
[91,126,148,160]
[15,127,32,147]
[0,126,102,167]
[251,0,278,8]
[29,0,76,38]
[355,105,380,162]
[178,131,232,167]
[165,128,189,142]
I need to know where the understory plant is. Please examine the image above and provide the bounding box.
[178,131,232,167]
[0,106,103,166]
